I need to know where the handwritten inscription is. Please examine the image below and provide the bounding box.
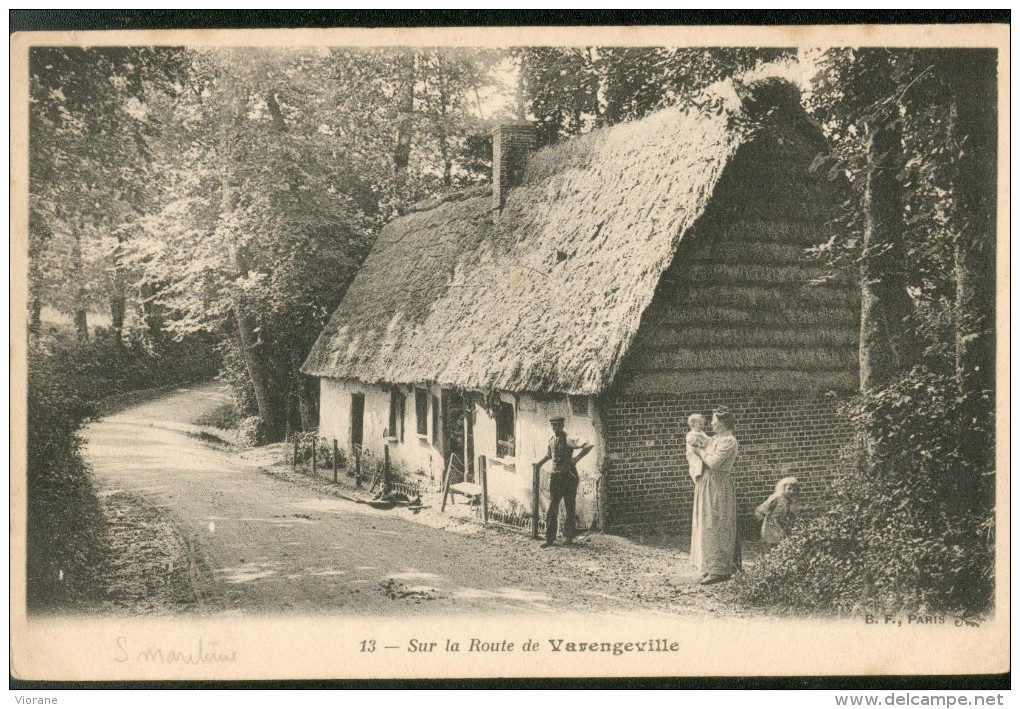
[115,636,238,664]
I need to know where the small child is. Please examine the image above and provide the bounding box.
[755,475,798,546]
[685,414,710,482]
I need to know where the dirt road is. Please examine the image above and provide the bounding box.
[83,383,742,617]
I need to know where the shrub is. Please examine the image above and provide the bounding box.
[194,401,240,430]
[238,415,266,447]
[739,472,994,616]
[26,343,107,610]
[291,432,343,469]
[738,367,995,618]
[25,327,222,611]
[32,327,221,404]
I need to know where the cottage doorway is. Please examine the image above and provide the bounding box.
[441,390,474,484]
[350,393,364,450]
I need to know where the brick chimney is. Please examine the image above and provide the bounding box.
[491,123,537,215]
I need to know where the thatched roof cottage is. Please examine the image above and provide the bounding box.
[303,77,857,534]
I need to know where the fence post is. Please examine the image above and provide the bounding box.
[440,456,453,512]
[293,435,299,472]
[355,446,362,488]
[479,455,488,525]
[462,414,471,483]
[383,444,391,493]
[532,463,540,540]
[311,437,317,479]
[332,439,339,483]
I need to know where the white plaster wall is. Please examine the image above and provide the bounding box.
[318,379,446,490]
[476,394,602,529]
[319,379,605,528]
[318,377,349,444]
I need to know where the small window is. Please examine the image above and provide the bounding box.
[570,395,589,416]
[415,388,429,437]
[495,399,516,459]
[389,389,406,442]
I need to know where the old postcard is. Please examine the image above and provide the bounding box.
[10,22,1010,682]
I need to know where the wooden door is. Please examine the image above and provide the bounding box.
[350,393,365,450]
[441,390,473,483]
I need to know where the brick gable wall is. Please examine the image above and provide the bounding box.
[603,391,857,535]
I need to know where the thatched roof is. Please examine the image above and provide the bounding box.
[303,78,849,395]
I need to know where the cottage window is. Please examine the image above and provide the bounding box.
[495,399,516,459]
[415,388,429,437]
[570,395,589,416]
[389,389,406,442]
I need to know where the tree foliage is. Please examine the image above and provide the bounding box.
[743,48,998,615]
[29,46,509,442]
[28,47,186,339]
[808,48,996,501]
[516,46,795,143]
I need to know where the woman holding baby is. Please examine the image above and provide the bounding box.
[687,407,741,584]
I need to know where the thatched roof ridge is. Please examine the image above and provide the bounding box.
[304,79,804,394]
[405,184,490,215]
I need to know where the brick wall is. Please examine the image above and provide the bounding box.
[603,391,857,535]
[492,124,537,212]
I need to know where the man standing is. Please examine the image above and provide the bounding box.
[534,416,593,548]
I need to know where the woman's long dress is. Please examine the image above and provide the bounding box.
[690,432,741,576]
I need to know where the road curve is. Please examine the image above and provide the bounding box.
[83,383,715,617]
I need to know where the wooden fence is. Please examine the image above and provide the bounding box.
[289,432,421,499]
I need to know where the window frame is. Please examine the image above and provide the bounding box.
[388,388,406,442]
[415,387,429,438]
[495,397,516,461]
[569,395,589,416]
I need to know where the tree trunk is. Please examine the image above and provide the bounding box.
[220,119,282,441]
[292,353,317,432]
[139,281,166,346]
[71,227,88,341]
[946,50,997,505]
[109,269,126,343]
[392,50,415,214]
[106,230,126,343]
[28,220,51,338]
[859,117,913,394]
[73,308,89,341]
[265,90,305,198]
[28,296,42,336]
[516,53,526,122]
[858,109,918,468]
[229,242,280,441]
[437,71,452,189]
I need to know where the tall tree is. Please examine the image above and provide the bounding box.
[417,48,502,191]
[392,49,416,214]
[516,47,600,144]
[133,48,386,441]
[29,46,189,342]
[809,47,997,499]
[941,50,997,505]
[516,46,795,143]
